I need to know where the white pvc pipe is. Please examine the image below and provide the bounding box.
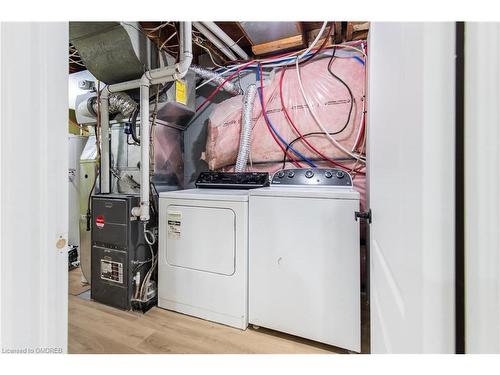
[105,22,194,222]
[108,78,144,93]
[138,82,150,221]
[99,87,110,193]
[147,22,193,83]
[201,22,248,60]
[179,22,193,75]
[193,22,238,61]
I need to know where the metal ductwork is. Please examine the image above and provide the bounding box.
[70,22,160,85]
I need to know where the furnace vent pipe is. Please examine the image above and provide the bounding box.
[99,87,111,193]
[201,22,249,60]
[136,82,150,221]
[189,64,241,95]
[101,21,193,222]
[235,84,257,172]
[193,22,238,61]
[146,22,193,85]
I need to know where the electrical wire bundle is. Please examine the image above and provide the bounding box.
[195,21,367,175]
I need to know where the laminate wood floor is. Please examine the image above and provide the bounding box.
[68,266,90,296]
[68,268,365,354]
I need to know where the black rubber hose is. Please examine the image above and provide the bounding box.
[130,109,140,144]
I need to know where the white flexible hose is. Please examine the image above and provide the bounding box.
[196,64,241,90]
[235,84,257,172]
[190,64,241,95]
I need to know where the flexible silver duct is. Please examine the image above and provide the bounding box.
[92,92,137,117]
[235,84,257,172]
[189,64,241,96]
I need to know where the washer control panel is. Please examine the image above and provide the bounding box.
[272,168,353,186]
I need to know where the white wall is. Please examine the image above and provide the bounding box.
[368,22,456,353]
[465,22,500,353]
[0,22,68,353]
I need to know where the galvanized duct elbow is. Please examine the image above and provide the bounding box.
[92,91,137,118]
[235,84,257,172]
[189,64,242,96]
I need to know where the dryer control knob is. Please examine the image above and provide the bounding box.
[336,171,345,179]
[277,171,285,178]
[287,171,295,178]
[324,171,333,178]
[305,170,314,179]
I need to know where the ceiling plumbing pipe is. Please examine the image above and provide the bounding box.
[201,22,249,60]
[193,22,238,61]
[102,21,193,222]
[107,78,144,93]
[146,22,193,85]
[189,64,241,95]
[235,84,257,172]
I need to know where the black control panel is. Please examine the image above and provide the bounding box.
[271,168,353,186]
[195,171,270,189]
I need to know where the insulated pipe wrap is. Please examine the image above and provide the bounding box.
[235,84,257,172]
[189,64,241,95]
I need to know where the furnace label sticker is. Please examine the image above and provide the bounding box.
[100,259,123,284]
[167,211,182,240]
[175,80,187,105]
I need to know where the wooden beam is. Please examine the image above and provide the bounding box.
[306,27,334,47]
[251,34,304,56]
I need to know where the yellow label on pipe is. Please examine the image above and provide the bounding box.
[175,80,187,105]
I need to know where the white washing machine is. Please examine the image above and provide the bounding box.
[249,168,361,352]
[158,188,249,329]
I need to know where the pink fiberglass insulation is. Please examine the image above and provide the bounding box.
[203,54,366,170]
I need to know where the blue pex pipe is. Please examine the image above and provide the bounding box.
[256,64,316,168]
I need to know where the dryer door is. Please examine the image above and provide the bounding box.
[165,205,236,276]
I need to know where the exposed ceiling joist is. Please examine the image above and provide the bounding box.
[69,21,369,73]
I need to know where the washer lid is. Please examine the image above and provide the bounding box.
[249,186,360,200]
[159,188,249,202]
